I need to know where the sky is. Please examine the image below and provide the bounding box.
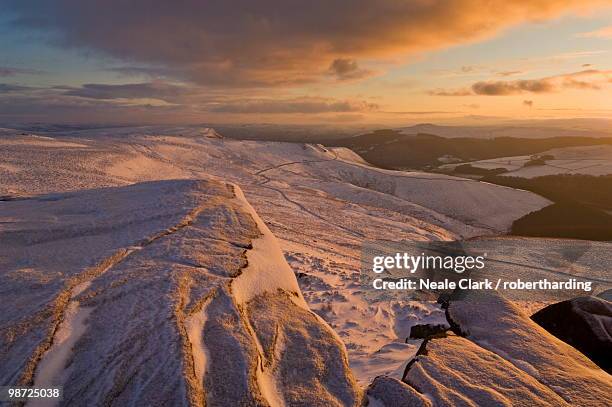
[0,0,611,126]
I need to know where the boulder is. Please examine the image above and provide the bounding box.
[531,296,612,373]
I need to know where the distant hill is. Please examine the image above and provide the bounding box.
[329,129,612,170]
[397,122,612,139]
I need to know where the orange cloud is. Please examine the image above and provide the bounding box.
[4,0,610,87]
[496,70,523,77]
[472,79,555,95]
[328,59,375,81]
[208,97,379,114]
[428,89,472,96]
[431,69,612,95]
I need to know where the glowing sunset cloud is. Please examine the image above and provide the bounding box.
[0,0,611,124]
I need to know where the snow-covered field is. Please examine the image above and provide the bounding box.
[444,144,612,178]
[1,126,609,405]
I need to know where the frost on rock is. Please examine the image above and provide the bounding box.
[403,334,568,406]
[247,292,360,407]
[366,376,431,407]
[0,179,361,406]
[399,291,612,406]
[447,292,612,405]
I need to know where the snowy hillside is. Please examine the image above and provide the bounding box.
[1,126,608,405]
[1,179,359,405]
[0,130,550,235]
[0,128,552,379]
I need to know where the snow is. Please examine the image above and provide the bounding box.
[230,184,306,309]
[27,303,92,407]
[0,128,549,235]
[0,126,551,388]
[445,291,612,405]
[404,334,570,406]
[2,125,607,404]
[445,145,612,178]
[0,135,88,148]
[400,291,611,406]
[184,296,211,399]
[327,146,372,166]
[366,376,431,406]
[0,177,360,405]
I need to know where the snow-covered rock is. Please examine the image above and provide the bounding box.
[0,179,361,406]
[366,375,431,406]
[397,291,612,406]
[404,334,570,406]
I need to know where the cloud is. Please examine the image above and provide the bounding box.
[0,92,189,124]
[472,79,555,95]
[0,67,43,77]
[107,66,180,80]
[328,59,374,81]
[576,26,612,39]
[0,82,378,123]
[380,110,460,115]
[429,65,488,78]
[321,114,367,122]
[208,97,378,114]
[0,83,33,93]
[0,82,190,124]
[561,77,601,90]
[2,0,608,87]
[428,89,472,96]
[496,70,523,77]
[431,69,612,96]
[63,82,190,100]
[62,82,381,114]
